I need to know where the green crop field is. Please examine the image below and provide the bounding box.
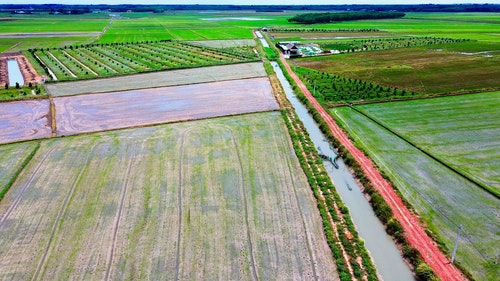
[333,102,500,281]
[355,91,500,196]
[0,112,337,280]
[29,40,257,81]
[295,43,499,95]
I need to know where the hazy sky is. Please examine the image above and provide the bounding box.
[3,0,500,5]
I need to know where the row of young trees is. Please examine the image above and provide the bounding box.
[288,12,405,24]
[319,37,471,53]
[295,67,418,103]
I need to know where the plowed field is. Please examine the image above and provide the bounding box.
[54,77,279,136]
[0,112,337,280]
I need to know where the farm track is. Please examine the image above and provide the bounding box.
[280,56,467,281]
[32,141,97,281]
[105,145,137,281]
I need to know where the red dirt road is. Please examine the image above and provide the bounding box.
[280,56,467,281]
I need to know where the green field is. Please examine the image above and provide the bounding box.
[333,93,500,280]
[356,91,500,196]
[0,112,337,280]
[294,43,499,95]
[0,141,39,195]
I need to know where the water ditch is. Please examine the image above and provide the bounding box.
[271,61,415,281]
[7,59,24,87]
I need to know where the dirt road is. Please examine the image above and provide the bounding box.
[279,56,467,281]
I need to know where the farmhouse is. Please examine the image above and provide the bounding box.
[276,42,323,57]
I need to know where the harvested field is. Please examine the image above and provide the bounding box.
[0,112,337,280]
[54,77,278,136]
[0,100,52,144]
[46,62,267,97]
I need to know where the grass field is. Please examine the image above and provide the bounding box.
[0,112,337,280]
[356,91,500,196]
[333,97,500,280]
[0,141,39,193]
[295,43,499,95]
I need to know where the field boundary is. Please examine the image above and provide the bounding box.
[351,105,499,199]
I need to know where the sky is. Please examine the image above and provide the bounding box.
[2,0,500,5]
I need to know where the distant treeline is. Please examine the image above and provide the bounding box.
[0,4,499,13]
[288,12,405,24]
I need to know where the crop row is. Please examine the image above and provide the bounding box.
[29,41,258,81]
[320,36,471,52]
[295,67,418,103]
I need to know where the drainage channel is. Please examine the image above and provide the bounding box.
[271,61,414,281]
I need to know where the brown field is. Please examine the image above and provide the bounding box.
[54,77,278,136]
[0,100,51,144]
[0,112,337,280]
[46,62,267,97]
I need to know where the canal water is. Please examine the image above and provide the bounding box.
[271,61,415,281]
[7,59,24,87]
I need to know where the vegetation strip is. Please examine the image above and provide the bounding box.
[0,142,40,201]
[351,105,499,199]
[269,61,378,281]
[278,56,468,281]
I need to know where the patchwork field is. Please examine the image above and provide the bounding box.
[46,62,266,96]
[0,100,52,144]
[0,112,337,280]
[356,91,500,196]
[54,77,278,136]
[333,94,500,280]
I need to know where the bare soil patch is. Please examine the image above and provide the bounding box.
[0,100,52,144]
[54,77,279,136]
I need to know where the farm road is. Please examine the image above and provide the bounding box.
[279,56,467,281]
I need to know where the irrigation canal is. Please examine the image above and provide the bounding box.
[271,61,415,281]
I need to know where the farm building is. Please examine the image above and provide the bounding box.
[276,42,323,57]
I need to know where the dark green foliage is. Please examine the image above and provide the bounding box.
[319,36,471,53]
[415,262,439,281]
[288,11,405,24]
[295,67,412,103]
